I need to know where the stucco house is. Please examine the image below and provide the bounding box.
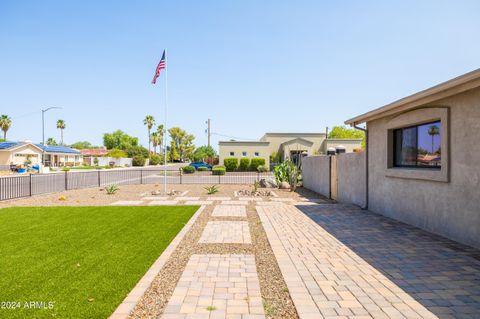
[219,132,362,168]
[0,141,82,168]
[345,68,480,249]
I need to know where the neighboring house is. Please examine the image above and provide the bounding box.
[219,132,362,167]
[345,68,480,249]
[0,141,82,168]
[80,148,108,165]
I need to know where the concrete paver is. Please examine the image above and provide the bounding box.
[211,205,247,217]
[199,221,251,244]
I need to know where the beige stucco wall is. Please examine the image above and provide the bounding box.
[219,142,270,168]
[301,155,331,198]
[336,152,366,208]
[367,87,480,249]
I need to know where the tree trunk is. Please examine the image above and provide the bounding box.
[61,129,64,145]
[3,131,6,141]
[147,128,151,156]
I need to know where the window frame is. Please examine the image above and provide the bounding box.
[392,120,441,169]
[229,151,235,156]
[242,151,247,157]
[254,152,260,157]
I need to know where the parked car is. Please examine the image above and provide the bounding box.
[189,162,212,170]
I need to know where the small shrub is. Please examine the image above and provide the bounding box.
[105,184,119,195]
[197,166,209,171]
[238,158,250,171]
[250,158,265,171]
[257,165,268,172]
[212,166,226,175]
[205,185,219,194]
[206,305,216,311]
[61,167,70,172]
[107,149,128,158]
[149,154,162,165]
[132,155,146,166]
[58,195,66,201]
[182,166,195,174]
[253,180,260,193]
[224,158,238,171]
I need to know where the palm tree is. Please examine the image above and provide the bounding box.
[428,125,440,154]
[0,115,12,141]
[143,115,155,156]
[150,132,160,154]
[56,119,66,145]
[157,124,164,153]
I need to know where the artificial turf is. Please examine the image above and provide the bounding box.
[0,205,198,319]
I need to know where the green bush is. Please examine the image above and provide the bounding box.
[197,166,209,171]
[257,165,268,172]
[106,149,128,159]
[132,155,146,167]
[182,166,195,174]
[250,158,266,171]
[149,154,162,165]
[212,166,226,175]
[238,158,250,171]
[126,145,149,159]
[223,158,238,171]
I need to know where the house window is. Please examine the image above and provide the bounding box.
[254,152,259,157]
[229,151,235,156]
[242,151,247,157]
[393,121,441,168]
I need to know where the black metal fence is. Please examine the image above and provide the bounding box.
[0,168,274,201]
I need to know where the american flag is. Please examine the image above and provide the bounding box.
[151,50,166,84]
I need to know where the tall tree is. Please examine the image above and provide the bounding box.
[168,127,195,161]
[56,119,66,145]
[46,137,58,146]
[103,130,139,150]
[169,140,179,162]
[0,115,12,141]
[143,115,155,156]
[328,125,366,148]
[150,132,160,154]
[157,124,164,153]
[428,125,440,154]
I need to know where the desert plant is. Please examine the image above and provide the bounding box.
[197,166,209,171]
[250,158,265,171]
[58,195,66,201]
[105,184,119,195]
[273,160,300,190]
[205,185,219,195]
[93,157,99,166]
[257,165,268,172]
[223,158,238,171]
[212,165,226,175]
[132,155,146,166]
[182,166,195,174]
[253,180,260,193]
[238,158,250,171]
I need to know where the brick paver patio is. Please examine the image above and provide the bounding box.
[257,203,480,319]
[199,221,252,244]
[161,254,264,319]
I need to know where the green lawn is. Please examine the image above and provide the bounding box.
[0,205,198,319]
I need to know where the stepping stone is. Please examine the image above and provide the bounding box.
[221,201,249,205]
[141,196,169,201]
[162,254,264,318]
[237,197,263,201]
[148,200,179,205]
[199,221,251,244]
[205,196,231,201]
[271,198,295,202]
[184,200,214,205]
[212,205,247,217]
[174,196,200,201]
[110,200,143,206]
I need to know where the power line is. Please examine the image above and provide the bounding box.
[211,132,257,141]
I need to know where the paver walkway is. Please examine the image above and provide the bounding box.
[257,203,480,319]
[199,221,251,244]
[162,254,264,319]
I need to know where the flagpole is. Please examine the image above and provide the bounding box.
[163,48,168,194]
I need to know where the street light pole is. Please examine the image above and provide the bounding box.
[41,107,62,167]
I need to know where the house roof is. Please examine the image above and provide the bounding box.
[0,141,81,154]
[345,68,480,125]
[80,148,108,156]
[219,141,270,146]
[0,141,44,152]
[280,137,314,147]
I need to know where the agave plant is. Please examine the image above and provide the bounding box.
[204,185,219,195]
[273,160,301,191]
[105,184,120,195]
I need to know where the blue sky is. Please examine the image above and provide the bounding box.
[1,1,479,150]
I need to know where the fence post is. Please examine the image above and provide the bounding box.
[140,170,143,184]
[29,173,32,196]
[180,169,182,184]
[218,173,221,184]
[97,170,101,187]
[65,171,68,190]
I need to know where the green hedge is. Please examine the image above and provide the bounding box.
[197,166,209,171]
[149,154,162,165]
[132,155,146,167]
[182,166,195,174]
[212,166,226,175]
[223,158,238,172]
[238,158,250,171]
[250,158,266,171]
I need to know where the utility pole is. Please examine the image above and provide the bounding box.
[206,118,211,147]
